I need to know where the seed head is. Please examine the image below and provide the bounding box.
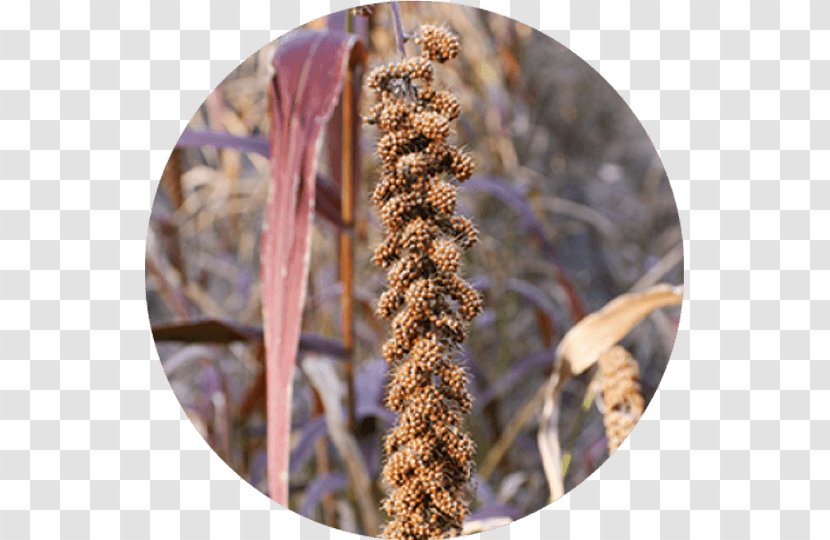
[427,179,457,217]
[448,147,474,181]
[600,346,645,452]
[430,90,461,121]
[429,238,460,274]
[412,111,450,141]
[447,215,478,250]
[366,25,479,539]
[415,25,460,63]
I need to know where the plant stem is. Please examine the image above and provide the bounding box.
[340,8,357,434]
[390,2,406,58]
[311,387,338,524]
[346,7,354,33]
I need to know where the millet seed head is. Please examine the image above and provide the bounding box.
[599,346,645,452]
[367,27,479,539]
[414,24,460,63]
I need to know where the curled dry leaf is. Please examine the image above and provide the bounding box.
[556,283,683,376]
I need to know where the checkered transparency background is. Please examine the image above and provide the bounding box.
[0,0,826,538]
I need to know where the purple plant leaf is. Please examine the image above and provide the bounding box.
[261,28,366,505]
[288,416,328,475]
[507,278,567,332]
[464,177,548,242]
[300,472,348,518]
[476,347,556,408]
[474,474,497,505]
[468,502,521,521]
[314,176,345,228]
[507,278,558,320]
[354,358,394,424]
[152,318,262,343]
[176,128,270,156]
[354,359,386,411]
[465,176,586,321]
[249,448,268,488]
[298,334,349,359]
[151,319,347,358]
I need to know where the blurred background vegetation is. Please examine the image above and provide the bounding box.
[145,2,682,534]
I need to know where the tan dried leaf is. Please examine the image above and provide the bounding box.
[556,284,683,375]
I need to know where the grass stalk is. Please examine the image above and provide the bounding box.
[390,2,406,58]
[311,387,338,524]
[340,9,357,434]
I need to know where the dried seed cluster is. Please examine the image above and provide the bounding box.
[366,24,481,540]
[599,346,645,453]
[414,25,460,64]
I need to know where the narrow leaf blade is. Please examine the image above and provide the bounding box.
[261,29,366,506]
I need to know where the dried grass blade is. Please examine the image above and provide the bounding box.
[537,370,566,503]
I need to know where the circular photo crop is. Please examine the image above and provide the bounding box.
[145,3,684,538]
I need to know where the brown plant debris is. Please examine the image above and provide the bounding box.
[351,5,375,17]
[599,346,644,453]
[366,24,482,540]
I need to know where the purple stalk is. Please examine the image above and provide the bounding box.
[390,2,406,58]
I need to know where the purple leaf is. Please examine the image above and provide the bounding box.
[289,416,328,475]
[314,176,345,228]
[464,177,548,242]
[476,347,556,408]
[151,319,348,358]
[177,128,270,156]
[261,28,366,505]
[465,176,587,321]
[298,334,349,359]
[300,472,347,518]
[507,278,567,332]
[468,503,521,521]
[152,318,262,343]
